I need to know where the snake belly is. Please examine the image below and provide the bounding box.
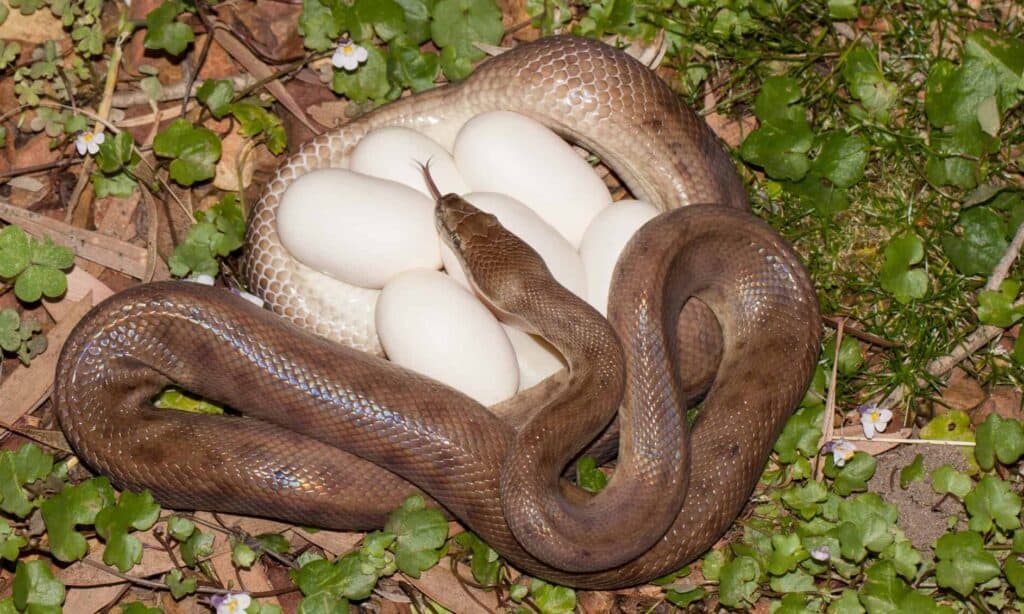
[54,35,821,589]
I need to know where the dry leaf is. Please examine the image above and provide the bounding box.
[43,264,113,323]
[972,386,1024,425]
[213,129,256,191]
[834,425,914,456]
[0,8,64,44]
[938,367,986,411]
[404,558,502,613]
[94,193,142,244]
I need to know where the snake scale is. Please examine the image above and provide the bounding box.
[54,35,821,589]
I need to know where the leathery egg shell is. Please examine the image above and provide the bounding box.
[441,192,587,300]
[349,127,469,198]
[376,269,519,406]
[276,169,442,289]
[579,199,660,314]
[453,111,612,247]
[502,325,566,390]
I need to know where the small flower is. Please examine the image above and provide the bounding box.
[186,274,216,286]
[859,404,893,439]
[332,36,368,71]
[75,130,105,156]
[211,592,251,614]
[231,287,265,308]
[825,439,856,467]
[810,545,831,562]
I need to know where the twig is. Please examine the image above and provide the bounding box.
[180,1,216,118]
[822,315,900,349]
[0,158,82,179]
[840,436,975,447]
[815,318,844,481]
[111,74,257,108]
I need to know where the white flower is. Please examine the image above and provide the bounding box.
[211,592,251,614]
[827,439,857,467]
[75,130,105,156]
[810,545,831,562]
[859,404,893,439]
[331,37,368,71]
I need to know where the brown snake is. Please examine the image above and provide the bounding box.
[54,36,821,589]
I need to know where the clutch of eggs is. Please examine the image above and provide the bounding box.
[276,111,659,406]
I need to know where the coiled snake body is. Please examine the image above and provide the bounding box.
[55,36,821,589]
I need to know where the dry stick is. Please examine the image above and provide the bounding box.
[64,29,127,224]
[822,315,900,349]
[814,318,845,481]
[841,436,975,447]
[876,216,1024,412]
[111,74,257,108]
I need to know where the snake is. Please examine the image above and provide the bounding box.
[54,35,821,589]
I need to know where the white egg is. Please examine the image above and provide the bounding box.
[349,127,469,197]
[277,169,441,289]
[453,111,612,247]
[502,325,566,390]
[376,269,519,406]
[579,200,661,314]
[441,192,587,300]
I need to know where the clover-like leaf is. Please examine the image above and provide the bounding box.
[879,233,927,304]
[331,44,392,103]
[225,102,287,155]
[153,119,222,186]
[964,476,1022,533]
[774,405,824,464]
[934,531,1000,596]
[931,464,972,499]
[0,444,55,517]
[529,578,576,614]
[899,454,925,489]
[964,30,1024,110]
[881,538,921,581]
[167,515,196,541]
[0,519,26,561]
[943,206,1008,275]
[1007,556,1024,598]
[780,480,828,520]
[842,43,896,123]
[920,410,974,442]
[388,42,440,93]
[144,0,195,56]
[431,0,503,80]
[767,533,807,576]
[197,79,235,119]
[454,532,501,586]
[383,495,448,577]
[0,225,30,279]
[813,132,868,189]
[40,477,116,562]
[976,281,1024,327]
[976,413,1024,470]
[575,455,607,493]
[95,490,160,572]
[181,530,215,567]
[12,560,65,613]
[824,451,876,496]
[718,555,761,608]
[741,76,814,181]
[165,569,197,599]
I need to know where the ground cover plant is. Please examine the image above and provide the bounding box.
[0,0,1022,611]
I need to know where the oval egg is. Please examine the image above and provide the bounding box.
[453,111,612,247]
[376,269,519,406]
[502,325,566,390]
[579,199,660,314]
[277,169,441,289]
[350,127,469,197]
[441,192,587,301]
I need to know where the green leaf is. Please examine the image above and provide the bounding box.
[0,225,31,279]
[828,0,857,19]
[165,569,197,599]
[964,30,1024,110]
[144,0,195,56]
[120,602,163,614]
[92,171,138,198]
[943,207,1008,275]
[331,44,392,103]
[232,541,258,568]
[12,561,65,613]
[718,555,760,608]
[842,44,896,123]
[298,0,339,51]
[94,131,135,174]
[529,578,576,614]
[665,586,705,607]
[782,174,849,217]
[574,456,607,493]
[899,454,925,489]
[931,464,972,499]
[0,519,26,561]
[964,476,1022,533]
[393,0,432,45]
[15,264,67,302]
[824,335,863,376]
[181,530,215,567]
[224,102,287,155]
[356,0,405,42]
[975,413,1024,469]
[388,43,440,93]
[740,76,814,181]
[881,539,921,581]
[977,282,1024,327]
[0,444,54,517]
[926,58,1000,129]
[95,490,161,572]
[30,235,73,269]
[767,533,807,575]
[879,233,927,304]
[167,516,196,541]
[197,79,235,119]
[824,451,876,496]
[454,532,501,586]
[934,531,1000,596]
[1006,556,1024,597]
[383,495,448,577]
[813,132,868,188]
[431,0,504,69]
[254,532,291,555]
[780,480,828,520]
[827,589,865,614]
[920,410,974,442]
[153,119,222,186]
[774,405,824,464]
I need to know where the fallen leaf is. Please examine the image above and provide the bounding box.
[972,386,1024,425]
[938,367,986,411]
[0,8,64,44]
[213,128,257,191]
[94,193,142,244]
[42,264,113,324]
[404,557,502,613]
[834,425,914,456]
